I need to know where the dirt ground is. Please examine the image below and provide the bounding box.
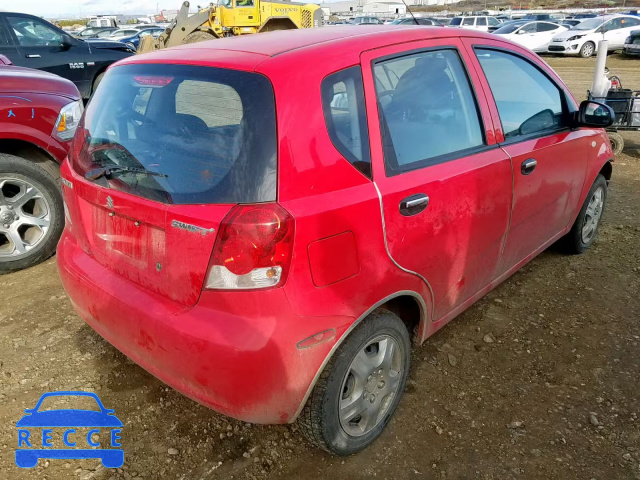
[1,54,639,480]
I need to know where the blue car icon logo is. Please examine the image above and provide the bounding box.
[15,391,123,468]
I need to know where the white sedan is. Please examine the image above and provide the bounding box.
[548,14,640,57]
[493,21,567,52]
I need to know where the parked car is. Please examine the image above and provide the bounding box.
[0,59,81,272]
[623,29,640,55]
[114,27,165,50]
[58,26,614,455]
[566,13,598,19]
[450,15,501,32]
[74,27,118,39]
[494,21,567,52]
[350,16,383,25]
[389,17,443,26]
[0,12,135,99]
[560,19,584,29]
[108,28,141,38]
[436,17,453,26]
[549,14,640,57]
[520,14,553,21]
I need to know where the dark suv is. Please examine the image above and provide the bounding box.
[0,12,134,99]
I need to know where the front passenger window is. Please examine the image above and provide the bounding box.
[475,48,567,139]
[6,16,63,47]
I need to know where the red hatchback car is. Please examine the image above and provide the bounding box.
[58,27,614,454]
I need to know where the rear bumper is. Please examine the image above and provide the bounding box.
[57,231,352,424]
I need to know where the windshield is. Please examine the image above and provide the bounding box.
[73,64,277,205]
[493,23,523,34]
[571,17,606,30]
[450,17,462,25]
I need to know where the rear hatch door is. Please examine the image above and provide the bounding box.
[68,63,278,306]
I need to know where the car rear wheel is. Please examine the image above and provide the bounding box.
[0,154,63,273]
[299,309,411,455]
[580,41,595,58]
[560,174,607,254]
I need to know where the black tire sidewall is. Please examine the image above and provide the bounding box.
[0,154,63,272]
[319,311,411,455]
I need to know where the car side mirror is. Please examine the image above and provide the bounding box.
[576,100,614,128]
[61,34,74,48]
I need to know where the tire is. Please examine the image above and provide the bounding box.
[92,72,105,96]
[559,174,608,254]
[0,154,64,273]
[299,309,411,455]
[608,131,624,156]
[184,31,218,44]
[579,41,595,58]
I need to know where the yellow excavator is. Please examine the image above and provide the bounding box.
[139,0,323,53]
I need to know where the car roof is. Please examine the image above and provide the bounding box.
[122,25,498,69]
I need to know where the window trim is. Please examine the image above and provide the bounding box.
[472,45,574,146]
[370,46,492,177]
[320,65,372,179]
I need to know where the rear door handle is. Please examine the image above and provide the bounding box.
[25,54,41,58]
[399,194,429,216]
[521,158,537,175]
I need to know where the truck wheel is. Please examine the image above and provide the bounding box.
[92,72,105,96]
[560,174,607,255]
[299,309,411,455]
[184,31,218,44]
[607,132,624,156]
[579,41,595,58]
[0,154,63,273]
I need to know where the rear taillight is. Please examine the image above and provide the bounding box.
[205,204,295,290]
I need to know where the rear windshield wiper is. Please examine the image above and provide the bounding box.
[85,165,168,181]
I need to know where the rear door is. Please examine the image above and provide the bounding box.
[463,39,591,272]
[0,17,19,62]
[362,39,512,321]
[533,22,565,52]
[66,63,278,306]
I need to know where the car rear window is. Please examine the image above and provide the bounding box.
[73,64,277,204]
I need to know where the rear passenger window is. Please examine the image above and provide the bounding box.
[476,17,487,26]
[475,49,567,139]
[374,49,484,175]
[536,22,557,32]
[321,66,371,178]
[463,17,475,26]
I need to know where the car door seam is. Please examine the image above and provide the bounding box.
[499,145,515,256]
[373,181,435,320]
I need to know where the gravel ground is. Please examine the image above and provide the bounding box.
[1,54,639,480]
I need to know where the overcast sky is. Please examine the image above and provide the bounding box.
[0,0,207,18]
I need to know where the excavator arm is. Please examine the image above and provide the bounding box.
[138,1,216,53]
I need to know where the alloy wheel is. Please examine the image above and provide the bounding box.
[0,177,51,258]
[581,186,604,244]
[338,335,403,437]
